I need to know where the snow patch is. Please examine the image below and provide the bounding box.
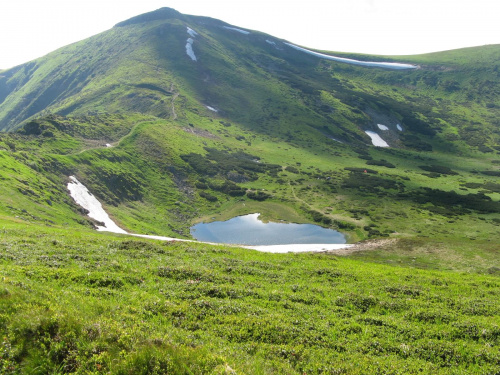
[377,124,389,131]
[223,26,250,35]
[187,27,198,37]
[397,124,403,131]
[266,40,276,45]
[206,105,218,112]
[67,176,127,234]
[243,244,353,253]
[285,43,418,70]
[325,135,343,143]
[185,26,198,61]
[131,233,190,242]
[185,38,197,61]
[365,131,389,147]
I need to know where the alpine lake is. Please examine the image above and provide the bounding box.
[190,213,347,246]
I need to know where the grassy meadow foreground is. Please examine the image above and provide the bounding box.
[0,221,499,374]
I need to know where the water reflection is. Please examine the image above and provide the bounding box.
[190,213,346,246]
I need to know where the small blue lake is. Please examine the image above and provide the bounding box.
[190,213,346,246]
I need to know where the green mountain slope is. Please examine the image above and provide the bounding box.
[1,8,499,150]
[0,7,499,248]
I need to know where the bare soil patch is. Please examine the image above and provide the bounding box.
[328,238,398,255]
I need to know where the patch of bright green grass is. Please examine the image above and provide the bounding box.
[0,221,498,374]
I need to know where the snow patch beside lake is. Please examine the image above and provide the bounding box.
[285,43,418,70]
[244,244,353,253]
[67,176,127,234]
[133,234,352,253]
[377,124,389,131]
[365,131,389,147]
[206,105,218,112]
[223,26,250,35]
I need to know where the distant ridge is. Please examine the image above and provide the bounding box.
[0,5,499,157]
[114,7,184,27]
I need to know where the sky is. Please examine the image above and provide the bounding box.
[1,0,499,69]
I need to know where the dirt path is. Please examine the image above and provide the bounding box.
[170,83,179,120]
[325,238,398,255]
[71,120,145,155]
[289,180,313,210]
[72,83,178,155]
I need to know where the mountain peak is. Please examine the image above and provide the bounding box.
[114,7,183,28]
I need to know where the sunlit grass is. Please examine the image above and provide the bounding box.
[0,221,498,374]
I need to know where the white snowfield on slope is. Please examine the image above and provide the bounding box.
[365,130,390,147]
[185,26,197,61]
[67,176,127,234]
[187,27,198,38]
[223,26,250,35]
[285,43,418,70]
[186,38,197,61]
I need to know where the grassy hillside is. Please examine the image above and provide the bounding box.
[0,8,499,374]
[0,8,498,249]
[0,221,499,374]
[1,9,499,152]
[1,110,499,244]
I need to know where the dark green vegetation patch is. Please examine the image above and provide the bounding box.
[419,164,459,176]
[181,148,281,180]
[408,188,500,214]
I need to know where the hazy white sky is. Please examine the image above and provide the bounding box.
[1,0,499,69]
